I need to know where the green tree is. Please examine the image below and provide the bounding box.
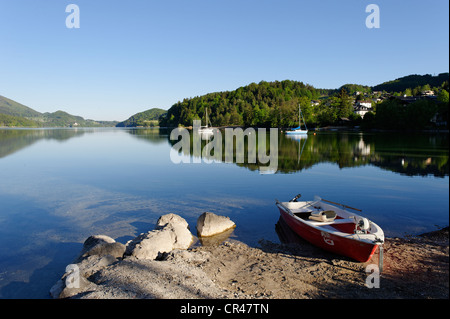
[361,111,375,129]
[438,89,449,104]
[375,99,404,129]
[405,99,437,129]
[403,88,412,96]
[421,84,431,92]
[337,88,353,118]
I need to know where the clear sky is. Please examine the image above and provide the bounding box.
[0,0,448,121]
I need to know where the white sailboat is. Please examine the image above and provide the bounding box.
[286,104,308,135]
[198,108,215,135]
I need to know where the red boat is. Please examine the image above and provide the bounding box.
[276,195,384,263]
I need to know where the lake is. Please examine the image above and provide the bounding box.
[0,127,448,298]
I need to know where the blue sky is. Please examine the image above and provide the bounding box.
[0,0,448,121]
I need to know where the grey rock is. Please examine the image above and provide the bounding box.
[157,213,194,249]
[196,212,236,237]
[125,226,176,260]
[125,214,194,259]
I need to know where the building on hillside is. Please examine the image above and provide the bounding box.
[421,90,435,96]
[394,95,437,106]
[353,100,373,118]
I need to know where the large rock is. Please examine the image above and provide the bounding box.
[51,215,195,298]
[125,213,194,260]
[75,235,126,262]
[125,226,177,260]
[156,213,190,230]
[156,213,194,249]
[196,212,236,237]
[50,271,97,299]
[50,235,123,299]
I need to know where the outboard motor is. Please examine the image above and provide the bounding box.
[357,217,370,233]
[289,194,302,202]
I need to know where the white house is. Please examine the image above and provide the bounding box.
[356,100,372,108]
[354,101,373,118]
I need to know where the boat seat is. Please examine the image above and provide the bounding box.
[309,210,337,222]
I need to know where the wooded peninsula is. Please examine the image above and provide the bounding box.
[159,73,449,130]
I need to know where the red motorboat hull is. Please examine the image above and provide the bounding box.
[278,206,379,262]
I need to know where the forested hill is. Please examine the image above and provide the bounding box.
[372,73,449,93]
[116,108,167,127]
[159,73,448,128]
[0,95,42,118]
[0,95,118,127]
[161,80,331,128]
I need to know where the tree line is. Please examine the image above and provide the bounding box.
[372,73,449,93]
[161,80,333,128]
[362,90,449,130]
[159,76,449,130]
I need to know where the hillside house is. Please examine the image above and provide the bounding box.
[353,100,373,118]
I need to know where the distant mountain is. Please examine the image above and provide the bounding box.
[372,73,449,92]
[116,108,167,127]
[0,95,118,127]
[0,95,42,118]
[0,113,41,127]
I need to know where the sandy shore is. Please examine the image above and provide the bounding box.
[55,224,448,300]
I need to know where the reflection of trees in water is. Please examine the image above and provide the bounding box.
[126,128,169,145]
[2,128,446,177]
[0,128,88,159]
[167,129,448,177]
[362,133,449,177]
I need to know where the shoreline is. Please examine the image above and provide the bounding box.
[2,125,449,134]
[50,224,448,299]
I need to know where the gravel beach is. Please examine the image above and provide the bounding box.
[51,224,448,299]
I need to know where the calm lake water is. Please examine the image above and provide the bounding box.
[0,127,448,298]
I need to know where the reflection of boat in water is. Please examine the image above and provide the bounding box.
[286,104,308,135]
[285,133,308,142]
[286,133,308,164]
[275,216,308,246]
[276,194,384,263]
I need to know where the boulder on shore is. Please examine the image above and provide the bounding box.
[125,225,177,260]
[156,213,194,250]
[75,234,126,262]
[50,214,195,298]
[196,212,236,237]
[125,213,194,259]
[50,235,123,299]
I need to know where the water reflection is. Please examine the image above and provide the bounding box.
[165,129,448,177]
[0,128,88,159]
[1,128,448,177]
[127,128,168,145]
[197,228,236,246]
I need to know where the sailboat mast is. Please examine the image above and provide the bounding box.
[299,104,307,130]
